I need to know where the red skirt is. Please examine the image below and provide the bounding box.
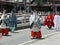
[31,30,42,39]
[0,28,9,36]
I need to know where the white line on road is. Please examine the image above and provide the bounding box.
[18,31,58,45]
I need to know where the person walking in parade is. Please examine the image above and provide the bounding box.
[29,10,42,39]
[53,12,60,30]
[9,10,16,32]
[43,12,55,29]
[0,20,9,36]
[0,9,10,27]
[0,9,9,36]
[2,9,10,27]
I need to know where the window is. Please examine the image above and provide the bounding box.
[19,0,23,2]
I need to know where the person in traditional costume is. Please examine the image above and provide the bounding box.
[0,9,9,36]
[9,10,16,32]
[0,20,9,36]
[43,12,55,29]
[29,10,42,39]
[53,13,60,30]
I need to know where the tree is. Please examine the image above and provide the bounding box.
[35,0,42,5]
[34,0,42,11]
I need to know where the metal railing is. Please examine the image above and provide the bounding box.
[16,13,30,28]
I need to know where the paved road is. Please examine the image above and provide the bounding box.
[0,26,56,45]
[25,31,60,45]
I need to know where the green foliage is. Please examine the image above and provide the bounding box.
[35,0,42,5]
[35,0,42,11]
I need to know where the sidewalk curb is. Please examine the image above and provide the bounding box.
[18,32,58,45]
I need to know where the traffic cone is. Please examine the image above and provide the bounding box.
[36,30,42,39]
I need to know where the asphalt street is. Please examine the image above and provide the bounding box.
[0,26,56,45]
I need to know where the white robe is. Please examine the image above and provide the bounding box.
[29,13,36,25]
[58,15,60,30]
[1,13,6,20]
[54,15,60,30]
[29,13,40,32]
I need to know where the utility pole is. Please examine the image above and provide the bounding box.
[51,0,57,13]
[53,1,57,14]
[29,0,31,13]
[24,0,26,14]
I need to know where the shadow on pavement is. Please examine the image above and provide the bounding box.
[11,32,19,33]
[24,32,57,45]
[3,35,12,37]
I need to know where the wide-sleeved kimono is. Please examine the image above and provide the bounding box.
[53,15,60,30]
[29,13,42,39]
[9,12,16,32]
[43,13,54,29]
[0,11,10,26]
[0,12,9,36]
[0,20,9,36]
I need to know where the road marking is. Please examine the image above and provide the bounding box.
[18,32,58,45]
[18,40,35,45]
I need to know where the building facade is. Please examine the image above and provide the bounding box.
[0,0,33,13]
[0,0,60,13]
